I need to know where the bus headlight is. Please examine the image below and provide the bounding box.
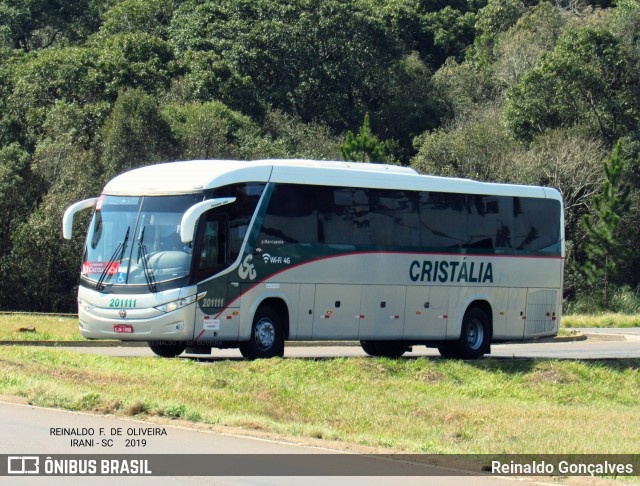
[155,292,206,313]
[78,298,94,312]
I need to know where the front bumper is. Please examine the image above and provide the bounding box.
[78,302,196,341]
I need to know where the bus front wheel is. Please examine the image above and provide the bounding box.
[239,306,285,359]
[438,307,490,359]
[148,341,187,358]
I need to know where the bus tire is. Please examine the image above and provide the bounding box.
[148,341,187,358]
[360,340,408,359]
[438,307,490,359]
[239,306,285,359]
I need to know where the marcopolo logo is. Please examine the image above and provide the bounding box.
[8,456,39,474]
[238,254,257,281]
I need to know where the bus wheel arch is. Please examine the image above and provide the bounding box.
[439,301,492,359]
[240,298,288,359]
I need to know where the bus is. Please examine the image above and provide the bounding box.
[63,159,564,359]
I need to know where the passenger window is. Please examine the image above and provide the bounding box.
[370,189,419,247]
[419,192,468,249]
[514,198,561,252]
[260,184,318,244]
[317,187,370,245]
[467,195,513,250]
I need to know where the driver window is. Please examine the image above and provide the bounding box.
[197,213,228,278]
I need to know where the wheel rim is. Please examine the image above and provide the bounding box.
[466,318,484,350]
[254,318,275,350]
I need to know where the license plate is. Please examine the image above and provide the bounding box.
[114,324,134,334]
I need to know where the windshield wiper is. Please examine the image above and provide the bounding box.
[137,226,158,293]
[96,226,130,291]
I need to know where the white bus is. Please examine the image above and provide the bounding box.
[63,159,564,359]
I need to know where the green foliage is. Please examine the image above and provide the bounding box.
[97,0,175,40]
[161,101,260,160]
[101,89,175,179]
[0,0,106,50]
[170,0,402,131]
[505,28,640,143]
[96,33,175,97]
[581,141,633,307]
[252,110,341,160]
[411,104,520,181]
[0,0,640,310]
[167,50,262,117]
[341,113,387,163]
[468,0,526,66]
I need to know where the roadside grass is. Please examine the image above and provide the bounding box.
[0,314,87,341]
[562,313,640,328]
[0,346,638,454]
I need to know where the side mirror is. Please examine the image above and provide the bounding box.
[62,198,98,239]
[180,197,236,244]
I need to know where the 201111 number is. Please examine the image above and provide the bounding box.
[109,298,137,308]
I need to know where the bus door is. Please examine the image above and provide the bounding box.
[193,213,239,341]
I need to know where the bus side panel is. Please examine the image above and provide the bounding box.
[312,285,360,339]
[524,288,559,336]
[505,288,527,339]
[404,285,448,339]
[296,284,315,340]
[237,282,300,341]
[358,285,405,339]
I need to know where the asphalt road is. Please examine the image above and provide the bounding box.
[0,401,543,486]
[49,335,640,360]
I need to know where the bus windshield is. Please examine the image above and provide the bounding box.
[82,194,203,288]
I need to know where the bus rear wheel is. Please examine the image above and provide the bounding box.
[239,306,285,359]
[360,340,409,359]
[438,307,490,359]
[148,341,187,358]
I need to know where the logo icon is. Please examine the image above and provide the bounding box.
[8,456,39,474]
[238,254,257,280]
[261,253,272,263]
[119,309,127,319]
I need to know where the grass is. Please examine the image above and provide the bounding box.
[562,313,640,329]
[0,314,88,341]
[0,346,638,455]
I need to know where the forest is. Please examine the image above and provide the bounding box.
[0,0,638,313]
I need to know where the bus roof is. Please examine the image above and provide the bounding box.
[102,159,561,201]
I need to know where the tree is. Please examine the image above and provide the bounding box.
[170,0,401,131]
[582,141,633,308]
[505,28,640,144]
[411,104,520,181]
[100,89,175,179]
[161,101,261,160]
[341,113,387,163]
[0,143,33,307]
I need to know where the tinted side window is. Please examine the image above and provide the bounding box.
[514,198,561,252]
[260,184,318,244]
[370,189,419,247]
[318,187,370,245]
[419,192,468,249]
[467,195,513,250]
